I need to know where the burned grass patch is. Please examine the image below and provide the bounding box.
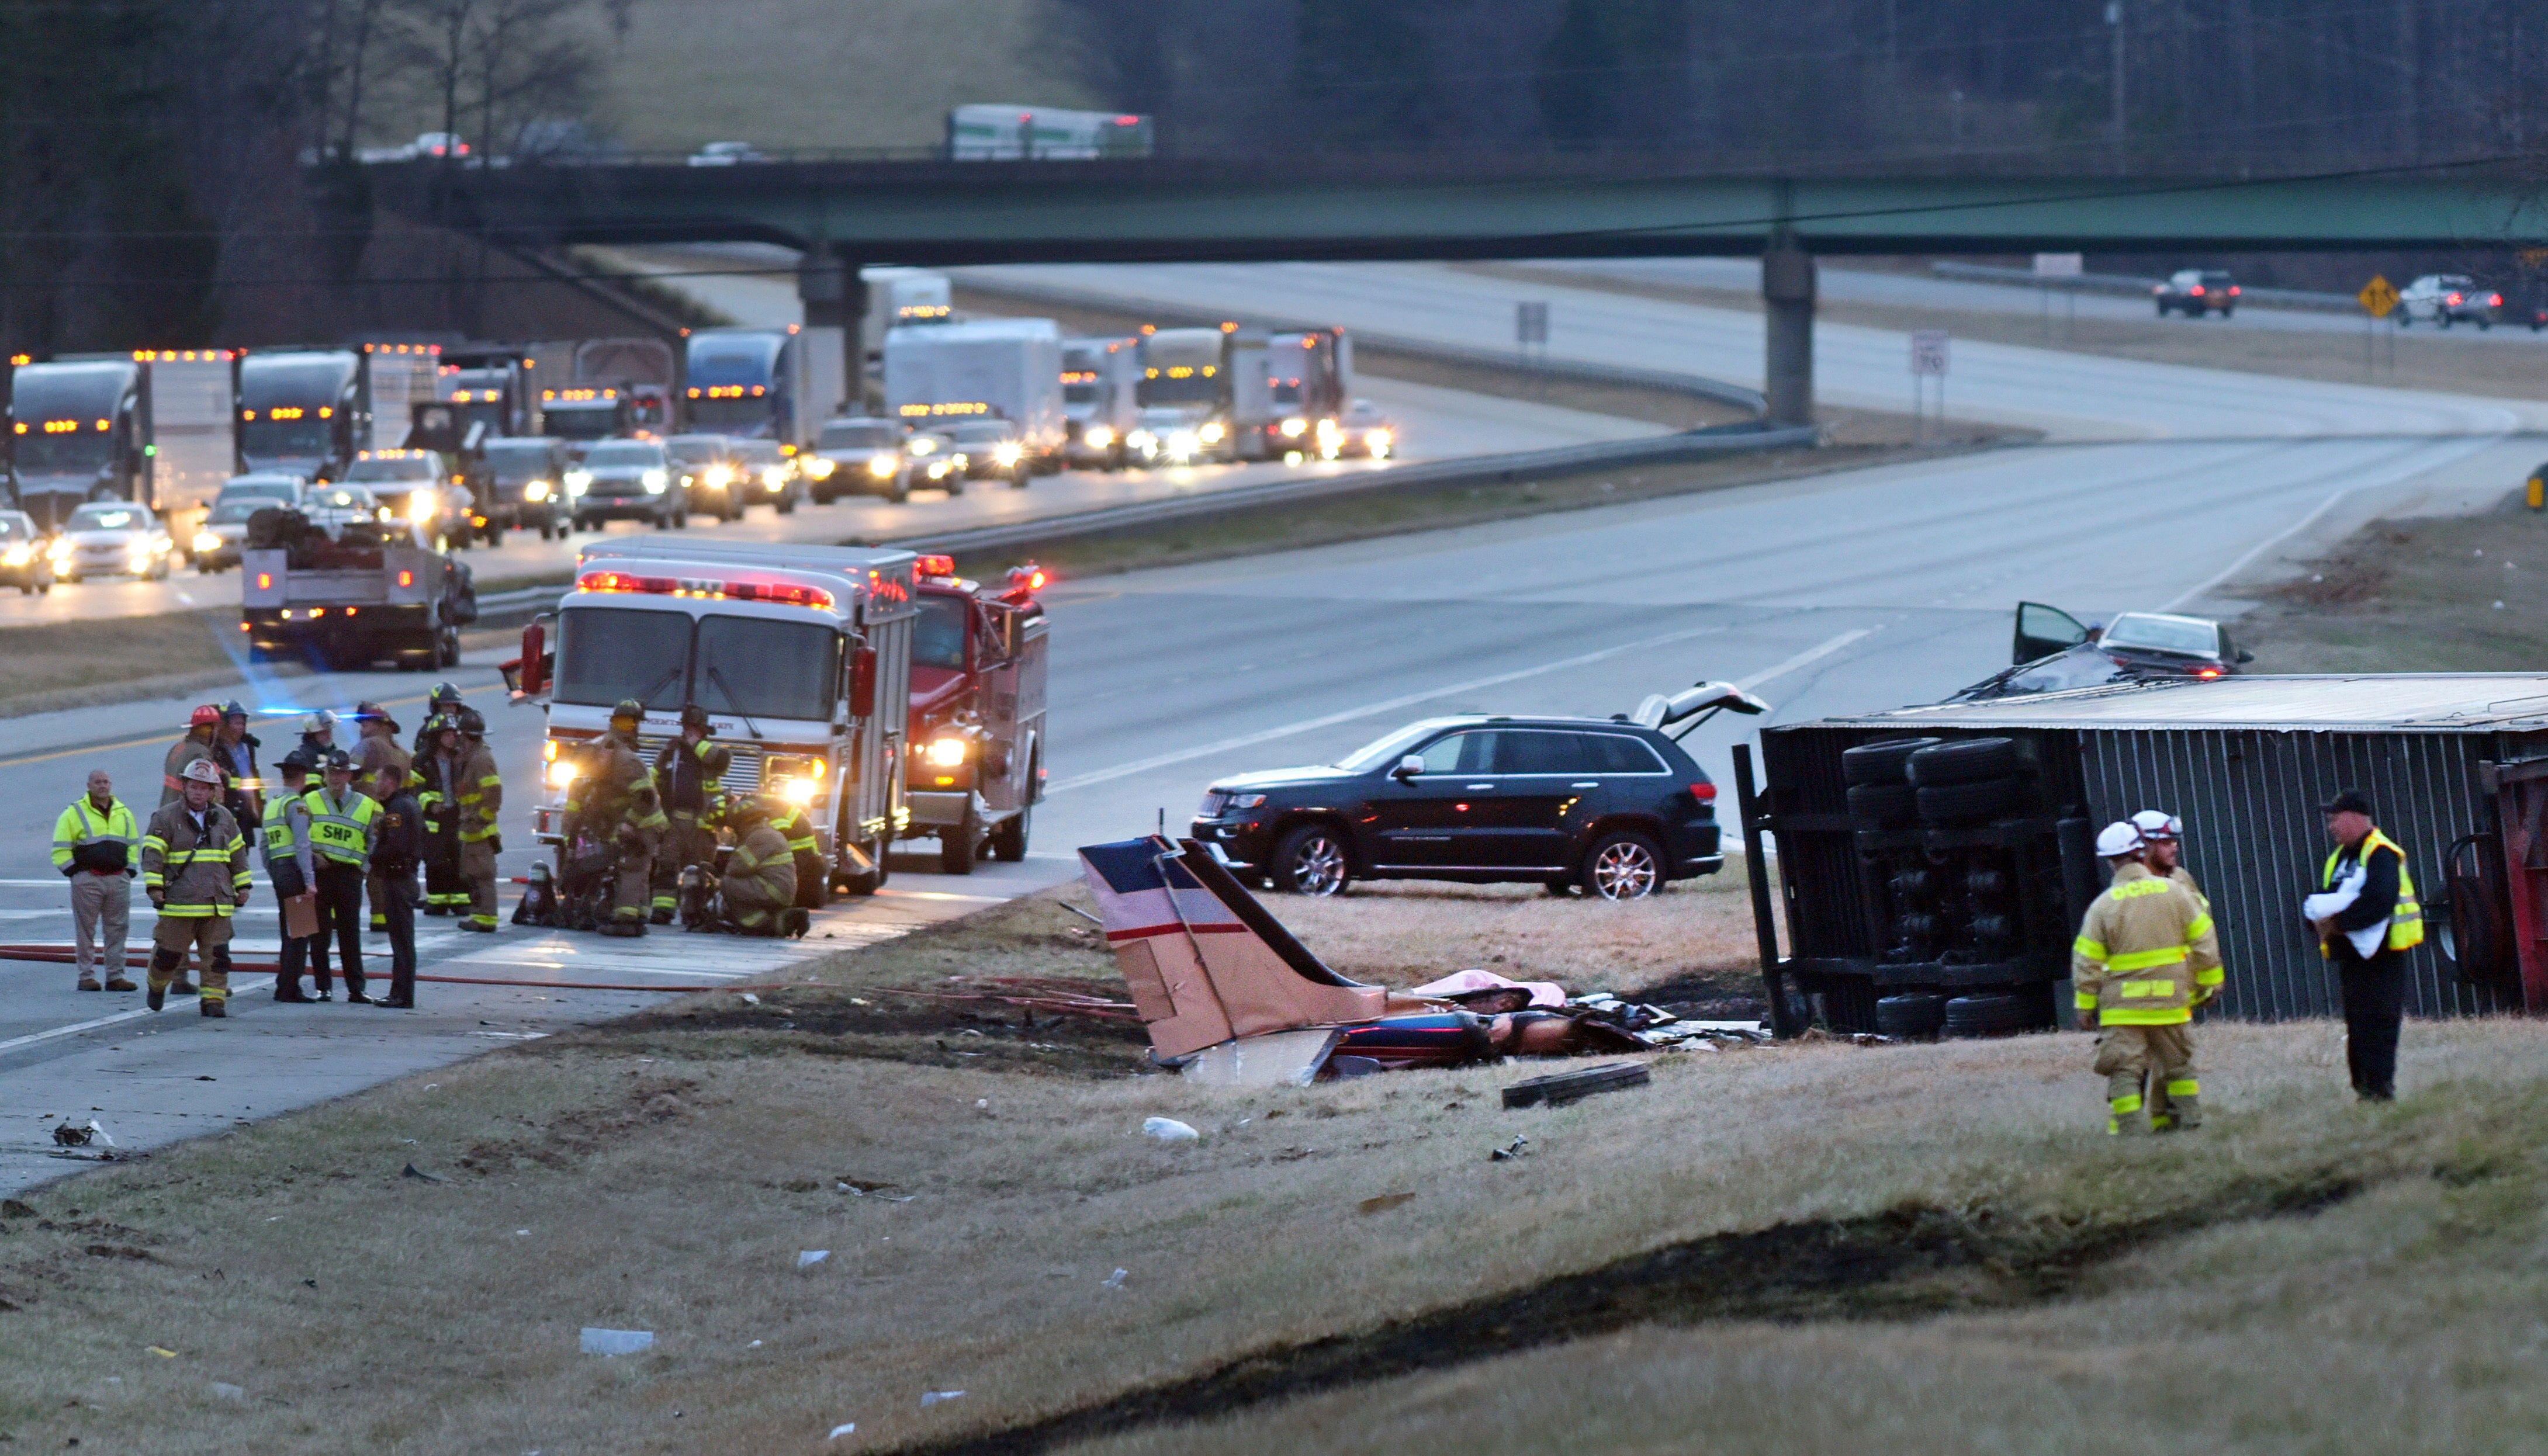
[891,1171,2368,1456]
[451,1074,704,1175]
[601,979,1154,1078]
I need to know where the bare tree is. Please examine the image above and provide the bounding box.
[468,0,599,161]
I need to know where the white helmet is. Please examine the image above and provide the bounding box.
[299,709,336,738]
[2094,820,2144,858]
[2130,808,2182,841]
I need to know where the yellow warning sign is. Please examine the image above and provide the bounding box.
[2359,275,2400,319]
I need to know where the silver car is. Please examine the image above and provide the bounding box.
[57,502,173,582]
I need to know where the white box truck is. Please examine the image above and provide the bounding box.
[947,105,1153,160]
[1061,335,1140,470]
[884,318,1065,469]
[860,268,953,364]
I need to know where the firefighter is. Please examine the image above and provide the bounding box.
[413,712,502,930]
[767,798,828,912]
[563,699,665,937]
[2306,789,2424,1102]
[414,681,466,758]
[2131,809,2206,905]
[139,759,251,1016]
[714,796,806,937]
[369,765,425,1008]
[161,704,223,809]
[52,769,139,993]
[262,751,327,1003]
[212,700,264,830]
[354,700,411,932]
[296,709,339,762]
[2074,820,2222,1135]
[650,705,729,924]
[304,750,382,1003]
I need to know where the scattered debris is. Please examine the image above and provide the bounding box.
[1,1198,35,1219]
[207,1382,244,1403]
[1490,1136,1531,1162]
[1181,1028,1341,1087]
[797,1250,830,1268]
[400,1163,449,1184]
[1503,1063,1651,1110]
[920,1391,967,1408]
[1101,1268,1128,1291]
[740,993,760,1006]
[1358,1192,1416,1215]
[829,1422,857,1440]
[749,1340,763,1348]
[516,1230,531,1237]
[146,1347,178,1358]
[195,1075,215,1082]
[881,977,1140,1024]
[1410,969,1567,1011]
[580,1328,655,1357]
[836,1179,916,1202]
[51,1119,111,1149]
[1142,1117,1200,1143]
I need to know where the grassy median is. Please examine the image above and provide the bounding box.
[2238,489,2548,673]
[4,875,2544,1453]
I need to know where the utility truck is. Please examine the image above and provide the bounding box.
[512,539,919,897]
[906,552,1048,873]
[884,318,1065,473]
[239,509,477,670]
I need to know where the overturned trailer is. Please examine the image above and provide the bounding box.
[1734,674,2548,1038]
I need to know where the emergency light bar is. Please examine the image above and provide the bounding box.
[576,569,836,612]
[915,553,957,578]
[1005,563,1047,599]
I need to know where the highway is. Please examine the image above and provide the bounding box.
[4,254,2540,1192]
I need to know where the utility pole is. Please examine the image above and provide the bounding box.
[2107,0,2127,169]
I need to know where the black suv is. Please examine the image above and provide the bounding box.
[1190,715,1723,900]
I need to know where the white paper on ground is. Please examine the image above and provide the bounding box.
[580,1327,655,1356]
[798,1250,830,1267]
[1178,1028,1342,1088]
[1141,1116,1200,1141]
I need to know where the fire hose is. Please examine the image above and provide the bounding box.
[0,944,728,995]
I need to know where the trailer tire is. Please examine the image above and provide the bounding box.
[1875,993,1948,1040]
[1846,782,1917,828]
[939,813,978,875]
[1944,992,2040,1038]
[989,803,1031,862]
[1915,776,2016,824]
[1906,737,2019,786]
[1841,737,1940,786]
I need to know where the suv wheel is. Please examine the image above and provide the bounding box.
[1271,824,1350,896]
[1580,831,1664,900]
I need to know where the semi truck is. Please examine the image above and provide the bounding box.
[1061,336,1139,470]
[513,537,919,898]
[860,268,954,365]
[1137,324,1273,462]
[6,350,238,542]
[682,325,846,454]
[236,342,439,483]
[540,337,677,446]
[906,552,1047,873]
[884,318,1066,470]
[1262,327,1352,458]
[239,509,477,670]
[946,104,1154,160]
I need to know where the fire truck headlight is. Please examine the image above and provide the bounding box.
[524,479,551,501]
[778,775,819,805]
[926,737,970,768]
[1083,424,1114,450]
[1199,421,1226,445]
[802,456,837,480]
[408,490,438,523]
[1280,417,1307,438]
[866,453,899,478]
[547,760,579,789]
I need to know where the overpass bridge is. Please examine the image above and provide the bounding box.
[374,155,2548,426]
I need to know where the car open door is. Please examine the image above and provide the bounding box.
[2013,601,2092,665]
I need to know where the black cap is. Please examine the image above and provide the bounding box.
[2321,788,2373,816]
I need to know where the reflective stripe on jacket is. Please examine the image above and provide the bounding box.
[2321,827,2425,953]
[140,801,251,916]
[261,791,316,879]
[160,736,219,806]
[2072,862,2222,1024]
[52,798,139,873]
[723,823,797,925]
[414,745,503,841]
[303,787,382,868]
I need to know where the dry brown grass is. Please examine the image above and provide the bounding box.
[3,887,2543,1454]
[2235,491,2548,674]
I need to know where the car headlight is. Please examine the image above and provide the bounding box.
[408,490,438,522]
[191,531,220,553]
[802,457,836,479]
[1127,429,1155,450]
[1199,421,1226,445]
[2,543,29,566]
[641,468,668,494]
[763,467,788,490]
[565,470,591,496]
[524,479,550,502]
[1083,424,1114,449]
[1166,430,1199,458]
[925,736,970,767]
[993,442,1023,466]
[1315,417,1344,442]
[926,460,952,479]
[1368,428,1393,448]
[547,759,578,788]
[906,438,934,457]
[1280,417,1307,438]
[705,465,732,488]
[48,539,72,561]
[866,453,899,477]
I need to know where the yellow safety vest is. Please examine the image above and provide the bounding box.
[51,798,139,873]
[2322,827,2425,953]
[303,787,383,867]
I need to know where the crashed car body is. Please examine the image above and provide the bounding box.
[1952,602,2252,702]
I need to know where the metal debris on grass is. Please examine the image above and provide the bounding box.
[580,1328,655,1356]
[798,1250,830,1267]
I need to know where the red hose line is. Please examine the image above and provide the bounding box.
[0,944,727,994]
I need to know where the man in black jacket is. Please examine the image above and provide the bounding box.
[2308,789,2425,1101]
[369,765,425,1008]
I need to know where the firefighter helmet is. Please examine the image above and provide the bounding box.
[181,758,225,786]
[612,699,645,723]
[189,703,221,729]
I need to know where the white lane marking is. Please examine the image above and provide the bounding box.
[0,976,277,1055]
[2157,486,2355,613]
[1734,629,1878,693]
[1045,618,1741,795]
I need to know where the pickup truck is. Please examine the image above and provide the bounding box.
[239,509,477,671]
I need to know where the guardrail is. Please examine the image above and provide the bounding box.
[955,275,1770,415]
[1929,261,2359,311]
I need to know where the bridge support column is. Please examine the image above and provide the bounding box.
[1762,245,1816,429]
[798,241,864,414]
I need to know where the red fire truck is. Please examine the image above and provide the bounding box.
[906,553,1048,873]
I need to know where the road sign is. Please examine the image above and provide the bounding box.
[1515,301,1549,346]
[2033,252,2084,278]
[1910,330,1950,376]
[2359,275,2399,318]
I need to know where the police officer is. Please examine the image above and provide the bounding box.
[262,751,328,1003]
[2307,789,2425,1101]
[563,699,664,937]
[304,750,382,1003]
[369,765,425,1008]
[161,704,223,808]
[52,769,139,992]
[212,700,264,830]
[140,760,251,1016]
[714,796,806,937]
[2074,820,2222,1135]
[650,705,729,924]
[354,700,411,932]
